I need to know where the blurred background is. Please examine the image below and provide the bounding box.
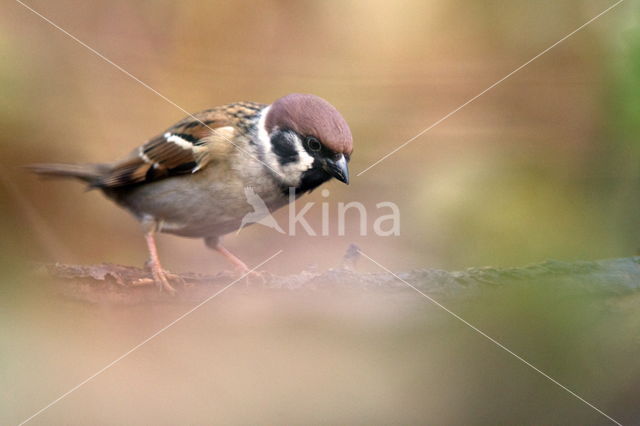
[2,0,639,424]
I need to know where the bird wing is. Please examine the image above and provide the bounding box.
[98,102,265,188]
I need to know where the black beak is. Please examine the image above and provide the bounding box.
[324,154,349,185]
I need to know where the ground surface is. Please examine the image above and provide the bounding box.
[4,255,640,425]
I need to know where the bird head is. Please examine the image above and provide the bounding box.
[264,93,352,189]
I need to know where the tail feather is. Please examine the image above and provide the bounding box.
[27,163,110,187]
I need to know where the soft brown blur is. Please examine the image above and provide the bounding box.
[2,0,639,424]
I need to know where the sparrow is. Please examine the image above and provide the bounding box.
[30,93,353,293]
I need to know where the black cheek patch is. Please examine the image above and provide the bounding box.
[270,131,299,166]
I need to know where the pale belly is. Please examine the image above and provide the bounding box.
[105,166,289,238]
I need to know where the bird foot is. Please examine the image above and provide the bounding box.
[233,267,267,285]
[133,266,183,294]
[213,244,266,284]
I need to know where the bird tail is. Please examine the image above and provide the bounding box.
[26,163,110,187]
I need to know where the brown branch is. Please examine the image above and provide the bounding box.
[38,246,640,304]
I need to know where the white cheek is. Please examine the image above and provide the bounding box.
[255,106,281,172]
[256,106,271,147]
[291,145,314,171]
[279,134,314,182]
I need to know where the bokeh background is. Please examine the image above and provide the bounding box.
[2,0,639,424]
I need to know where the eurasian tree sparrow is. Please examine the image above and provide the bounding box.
[30,93,353,292]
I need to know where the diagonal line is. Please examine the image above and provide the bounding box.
[357,0,624,176]
[18,250,283,426]
[14,0,283,178]
[356,248,622,426]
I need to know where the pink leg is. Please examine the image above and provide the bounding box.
[204,237,261,279]
[214,244,250,273]
[144,231,176,294]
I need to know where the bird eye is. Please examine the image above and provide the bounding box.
[305,136,322,152]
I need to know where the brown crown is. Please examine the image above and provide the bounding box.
[265,93,353,156]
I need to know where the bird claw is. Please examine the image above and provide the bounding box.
[133,267,183,294]
[235,267,267,285]
[131,278,154,287]
[153,270,177,294]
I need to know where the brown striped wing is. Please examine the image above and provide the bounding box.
[97,111,230,188]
